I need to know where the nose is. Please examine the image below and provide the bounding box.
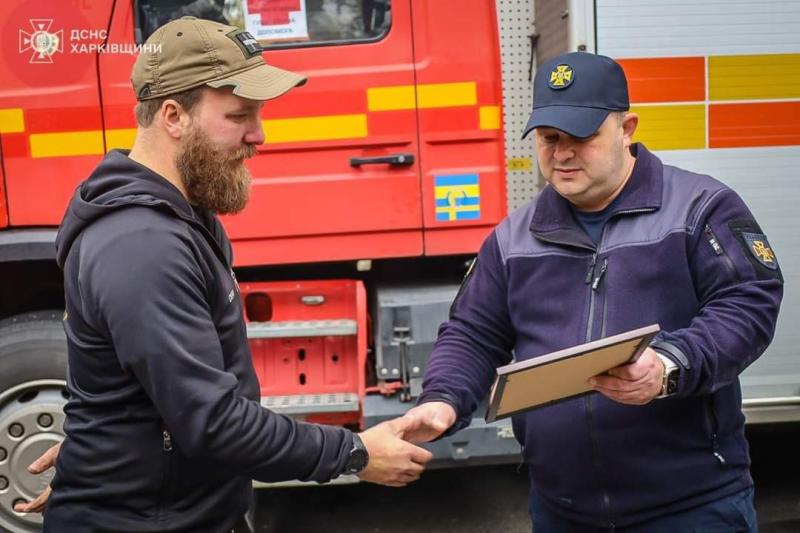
[553,138,574,162]
[244,117,265,146]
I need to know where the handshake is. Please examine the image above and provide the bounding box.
[354,401,457,487]
[13,401,457,515]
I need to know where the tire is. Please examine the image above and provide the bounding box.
[0,311,69,533]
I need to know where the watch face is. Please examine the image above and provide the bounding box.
[666,370,679,395]
[346,448,368,474]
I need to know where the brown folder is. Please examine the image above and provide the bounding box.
[485,324,660,422]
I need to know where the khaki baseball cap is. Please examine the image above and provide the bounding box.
[131,17,306,101]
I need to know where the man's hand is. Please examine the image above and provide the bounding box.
[401,401,457,444]
[13,442,61,513]
[589,347,664,405]
[357,417,433,487]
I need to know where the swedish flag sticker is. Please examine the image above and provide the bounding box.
[435,174,481,222]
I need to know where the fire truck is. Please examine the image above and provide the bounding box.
[0,0,797,531]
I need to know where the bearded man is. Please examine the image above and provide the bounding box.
[34,17,432,533]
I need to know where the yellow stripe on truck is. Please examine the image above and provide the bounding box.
[30,130,104,158]
[264,114,368,143]
[367,86,416,111]
[417,82,477,109]
[105,128,137,150]
[630,104,706,151]
[0,108,25,133]
[368,82,478,111]
[709,53,800,101]
[479,105,501,130]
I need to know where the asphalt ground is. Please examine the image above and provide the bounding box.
[255,423,800,532]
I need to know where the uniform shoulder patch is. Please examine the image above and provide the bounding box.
[728,219,782,281]
[741,232,778,270]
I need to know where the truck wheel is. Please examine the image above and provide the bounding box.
[0,311,68,533]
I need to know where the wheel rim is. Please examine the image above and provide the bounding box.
[0,379,67,533]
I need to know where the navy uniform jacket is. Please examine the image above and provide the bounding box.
[419,144,783,527]
[50,150,353,532]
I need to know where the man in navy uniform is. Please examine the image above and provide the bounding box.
[404,52,783,532]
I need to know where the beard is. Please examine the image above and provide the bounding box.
[175,127,256,214]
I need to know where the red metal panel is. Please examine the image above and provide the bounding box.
[2,157,101,225]
[411,0,507,255]
[240,280,367,403]
[0,0,112,227]
[232,229,422,267]
[249,336,359,396]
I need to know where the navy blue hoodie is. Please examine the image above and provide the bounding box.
[48,150,353,532]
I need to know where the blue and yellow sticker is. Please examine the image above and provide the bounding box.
[435,174,480,222]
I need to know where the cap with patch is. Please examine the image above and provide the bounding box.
[131,17,306,101]
[522,52,629,139]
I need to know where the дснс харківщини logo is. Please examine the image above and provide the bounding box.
[19,19,63,64]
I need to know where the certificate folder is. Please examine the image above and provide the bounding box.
[485,324,660,422]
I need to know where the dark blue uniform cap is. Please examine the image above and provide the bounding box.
[522,52,630,139]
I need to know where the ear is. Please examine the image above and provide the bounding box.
[161,99,194,140]
[621,112,639,148]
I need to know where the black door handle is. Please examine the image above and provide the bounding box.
[350,153,415,167]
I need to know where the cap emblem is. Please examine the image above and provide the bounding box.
[549,64,574,89]
[228,30,262,59]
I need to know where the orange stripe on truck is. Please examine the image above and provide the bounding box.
[709,102,800,148]
[617,57,705,104]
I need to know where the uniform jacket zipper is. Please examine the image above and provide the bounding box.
[703,398,726,465]
[704,224,740,282]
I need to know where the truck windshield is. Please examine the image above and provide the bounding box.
[135,0,391,48]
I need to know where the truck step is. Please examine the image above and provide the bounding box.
[261,392,360,414]
[247,319,357,339]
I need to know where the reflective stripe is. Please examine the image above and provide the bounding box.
[367,85,416,111]
[30,130,104,158]
[618,57,705,103]
[709,53,800,101]
[20,79,495,156]
[417,82,477,109]
[0,108,25,133]
[631,104,706,151]
[709,101,800,148]
[479,105,501,130]
[368,82,478,111]
[105,128,137,150]
[263,114,368,143]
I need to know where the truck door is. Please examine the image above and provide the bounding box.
[100,0,421,267]
[0,0,114,226]
[411,1,508,255]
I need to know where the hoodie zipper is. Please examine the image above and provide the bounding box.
[704,225,740,282]
[157,427,174,519]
